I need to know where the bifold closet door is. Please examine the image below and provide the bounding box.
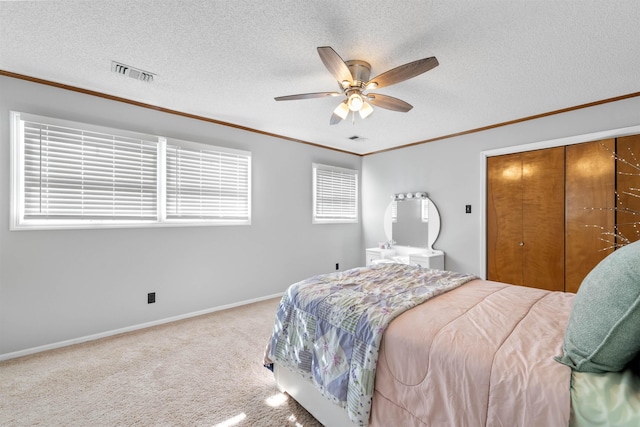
[521,147,565,291]
[487,147,565,291]
[487,153,524,286]
[616,134,640,246]
[565,139,615,294]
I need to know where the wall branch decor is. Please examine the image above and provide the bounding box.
[587,140,640,250]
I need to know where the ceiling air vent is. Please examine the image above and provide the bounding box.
[348,135,367,142]
[111,61,155,82]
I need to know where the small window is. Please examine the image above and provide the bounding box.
[312,163,358,224]
[11,111,251,229]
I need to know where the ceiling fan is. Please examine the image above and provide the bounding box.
[274,46,439,125]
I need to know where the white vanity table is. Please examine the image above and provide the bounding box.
[365,246,445,269]
[367,192,446,269]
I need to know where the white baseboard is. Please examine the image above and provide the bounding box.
[0,293,283,362]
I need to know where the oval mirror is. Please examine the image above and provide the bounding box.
[383,197,441,251]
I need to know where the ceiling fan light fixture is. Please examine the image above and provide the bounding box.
[333,102,349,120]
[347,92,364,111]
[359,102,374,119]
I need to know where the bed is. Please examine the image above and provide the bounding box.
[264,241,640,426]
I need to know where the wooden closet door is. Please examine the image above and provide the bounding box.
[487,153,524,286]
[522,147,565,292]
[616,135,640,246]
[565,140,615,294]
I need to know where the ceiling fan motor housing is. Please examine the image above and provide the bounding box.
[345,60,371,87]
[344,60,371,111]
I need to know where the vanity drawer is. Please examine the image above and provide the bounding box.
[410,252,445,270]
[365,248,395,266]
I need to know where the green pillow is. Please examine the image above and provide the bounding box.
[556,240,640,373]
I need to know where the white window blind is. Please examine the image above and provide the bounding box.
[166,143,250,220]
[22,119,158,220]
[11,111,252,229]
[312,163,358,223]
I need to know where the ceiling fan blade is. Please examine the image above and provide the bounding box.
[366,94,413,112]
[366,56,438,89]
[275,92,341,101]
[317,46,353,85]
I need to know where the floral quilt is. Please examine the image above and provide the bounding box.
[266,263,478,425]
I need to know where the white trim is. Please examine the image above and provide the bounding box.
[478,124,640,279]
[9,111,22,230]
[158,136,167,221]
[0,293,283,361]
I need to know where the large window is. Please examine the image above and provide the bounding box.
[10,112,251,230]
[312,163,358,224]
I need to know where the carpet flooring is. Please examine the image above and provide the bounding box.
[0,297,323,426]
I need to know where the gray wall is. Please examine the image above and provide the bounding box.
[3,74,640,358]
[362,96,640,276]
[0,76,362,357]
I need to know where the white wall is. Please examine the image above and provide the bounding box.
[362,96,640,276]
[0,76,362,357]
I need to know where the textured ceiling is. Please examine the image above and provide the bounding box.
[1,0,640,155]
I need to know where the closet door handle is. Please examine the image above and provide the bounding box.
[518,241,524,246]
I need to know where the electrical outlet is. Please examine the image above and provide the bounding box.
[147,292,156,304]
[335,263,339,270]
[465,205,472,213]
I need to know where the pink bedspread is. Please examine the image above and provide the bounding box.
[371,279,574,426]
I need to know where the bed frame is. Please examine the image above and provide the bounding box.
[274,363,353,426]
